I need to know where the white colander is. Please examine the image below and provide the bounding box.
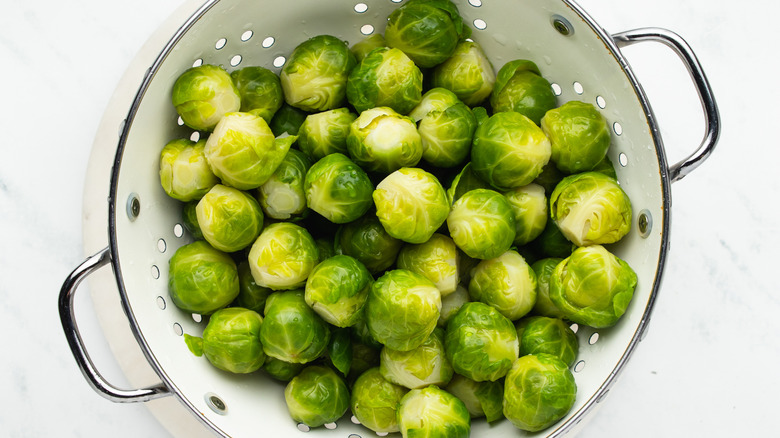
[59,0,719,436]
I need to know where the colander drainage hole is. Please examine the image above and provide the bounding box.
[241,30,253,42]
[262,36,275,48]
[190,131,200,142]
[613,121,623,136]
[192,58,203,68]
[468,0,482,7]
[588,332,599,345]
[360,24,374,35]
[192,313,203,323]
[573,81,584,95]
[569,323,579,333]
[354,2,368,13]
[297,423,311,432]
[151,265,160,280]
[173,223,184,238]
[596,95,606,109]
[215,38,227,50]
[205,393,228,415]
[348,435,362,438]
[157,238,167,253]
[230,55,242,67]
[473,18,487,30]
[573,360,586,373]
[273,56,286,68]
[156,296,166,310]
[550,83,562,96]
[173,323,183,336]
[618,152,628,167]
[323,422,337,430]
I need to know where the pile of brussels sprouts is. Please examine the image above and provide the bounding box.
[160,0,638,436]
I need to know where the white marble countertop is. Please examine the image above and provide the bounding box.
[1,0,777,437]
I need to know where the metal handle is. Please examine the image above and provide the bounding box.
[58,247,170,403]
[612,27,721,183]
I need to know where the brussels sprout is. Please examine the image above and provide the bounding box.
[304,255,372,327]
[304,153,374,224]
[337,213,403,274]
[171,64,240,131]
[385,0,469,68]
[346,107,423,174]
[417,100,477,168]
[504,183,548,246]
[397,386,471,438]
[408,87,460,122]
[530,258,566,318]
[261,289,331,363]
[196,184,264,253]
[230,66,283,123]
[234,261,274,314]
[346,47,423,114]
[269,103,308,137]
[550,171,632,246]
[533,160,566,195]
[431,40,496,106]
[247,222,319,290]
[350,34,387,62]
[350,367,408,433]
[284,365,350,427]
[380,328,453,389]
[168,241,239,315]
[438,284,470,328]
[471,111,552,191]
[314,237,336,263]
[397,233,459,296]
[365,269,441,351]
[297,108,357,161]
[263,356,306,382]
[530,220,574,259]
[350,309,383,350]
[592,154,619,180]
[542,100,611,174]
[181,201,204,240]
[503,354,577,432]
[204,112,296,190]
[516,316,579,367]
[373,167,450,244]
[185,307,265,373]
[348,341,381,383]
[327,327,353,376]
[445,302,519,382]
[490,60,557,125]
[257,148,311,221]
[549,244,637,328]
[446,188,515,260]
[159,138,219,201]
[445,374,504,422]
[446,162,491,204]
[469,250,537,321]
[280,35,356,112]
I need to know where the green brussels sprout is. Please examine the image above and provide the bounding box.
[234,260,274,314]
[171,64,240,131]
[530,220,574,259]
[533,161,566,195]
[204,112,296,190]
[346,107,423,174]
[550,171,632,246]
[471,111,552,191]
[385,0,469,68]
[284,365,350,427]
[549,244,637,328]
[350,309,383,350]
[159,138,219,201]
[490,60,557,125]
[304,153,374,224]
[446,188,516,260]
[350,367,408,434]
[373,167,450,244]
[516,316,579,367]
[350,33,387,62]
[438,284,470,328]
[168,241,239,315]
[431,40,496,106]
[280,35,356,112]
[397,386,471,438]
[396,233,459,296]
[408,87,461,122]
[346,47,423,114]
[297,108,357,161]
[445,373,504,422]
[542,100,611,174]
[504,183,548,246]
[314,237,336,263]
[469,250,537,321]
[530,258,567,318]
[247,222,319,290]
[184,307,265,373]
[327,327,353,376]
[181,201,204,240]
[445,302,519,382]
[348,341,381,383]
[417,99,477,168]
[380,328,453,389]
[304,255,372,327]
[592,154,619,180]
[195,184,264,253]
[257,148,311,221]
[261,289,331,363]
[446,162,491,204]
[230,66,283,123]
[269,103,308,137]
[337,213,403,274]
[263,356,305,382]
[365,269,441,352]
[503,354,577,432]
